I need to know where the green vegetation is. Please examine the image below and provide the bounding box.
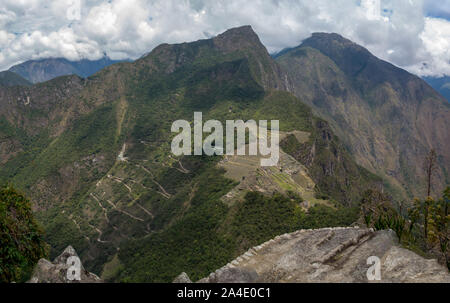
[229,191,358,249]
[360,188,450,270]
[0,186,47,282]
[13,102,119,189]
[116,164,237,282]
[408,188,449,269]
[117,179,359,282]
[360,189,407,241]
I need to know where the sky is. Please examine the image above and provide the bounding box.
[0,0,449,77]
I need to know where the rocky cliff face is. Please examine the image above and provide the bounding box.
[195,227,449,283]
[28,246,102,283]
[276,33,450,200]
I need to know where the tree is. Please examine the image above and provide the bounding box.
[422,149,437,243]
[408,188,450,269]
[409,197,434,249]
[428,187,449,269]
[360,189,407,242]
[424,149,437,198]
[0,186,47,282]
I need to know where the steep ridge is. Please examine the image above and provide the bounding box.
[276,33,450,199]
[135,25,286,92]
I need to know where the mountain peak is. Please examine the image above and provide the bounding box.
[310,32,354,43]
[300,32,413,84]
[141,25,285,90]
[276,33,450,200]
[213,25,264,53]
[302,32,370,57]
[216,25,257,39]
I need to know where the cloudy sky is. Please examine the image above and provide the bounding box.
[0,0,449,77]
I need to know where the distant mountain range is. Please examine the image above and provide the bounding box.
[7,56,126,84]
[423,76,450,102]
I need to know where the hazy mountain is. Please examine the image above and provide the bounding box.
[276,33,450,200]
[423,76,450,102]
[0,71,31,87]
[8,56,125,84]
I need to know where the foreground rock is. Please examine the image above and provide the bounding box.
[28,246,102,283]
[195,227,449,283]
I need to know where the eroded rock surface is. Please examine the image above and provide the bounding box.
[28,246,102,283]
[197,227,450,283]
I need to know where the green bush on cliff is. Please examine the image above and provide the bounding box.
[0,186,47,282]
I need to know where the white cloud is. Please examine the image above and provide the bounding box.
[415,17,450,76]
[0,0,449,77]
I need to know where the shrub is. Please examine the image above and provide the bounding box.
[0,186,47,282]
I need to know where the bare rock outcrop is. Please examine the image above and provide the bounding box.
[197,227,450,283]
[28,246,102,283]
[173,272,192,283]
